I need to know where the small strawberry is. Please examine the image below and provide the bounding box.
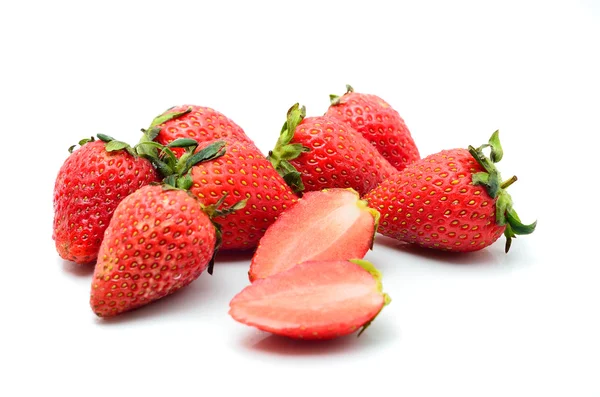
[230,259,391,340]
[268,103,397,195]
[90,184,218,317]
[326,85,420,171]
[364,131,536,252]
[190,139,298,250]
[53,135,159,264]
[140,105,255,157]
[249,188,379,281]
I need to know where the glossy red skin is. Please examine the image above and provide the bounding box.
[326,91,420,171]
[230,260,385,340]
[90,185,216,317]
[364,148,504,252]
[290,116,397,196]
[53,140,159,264]
[190,140,298,250]
[153,105,255,156]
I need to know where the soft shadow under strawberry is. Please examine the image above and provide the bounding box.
[374,235,501,267]
[61,259,94,277]
[214,249,254,263]
[249,333,357,356]
[238,316,398,356]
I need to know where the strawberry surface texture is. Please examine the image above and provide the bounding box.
[90,184,217,317]
[143,105,256,157]
[53,138,159,264]
[327,85,420,171]
[190,140,298,250]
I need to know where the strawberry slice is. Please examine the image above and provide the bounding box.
[248,188,380,281]
[229,259,391,339]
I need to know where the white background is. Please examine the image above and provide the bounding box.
[1,1,599,396]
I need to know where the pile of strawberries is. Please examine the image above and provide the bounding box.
[53,85,536,339]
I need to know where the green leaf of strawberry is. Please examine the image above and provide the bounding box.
[267,103,310,193]
[148,106,192,129]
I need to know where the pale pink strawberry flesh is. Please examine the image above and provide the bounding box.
[230,260,385,339]
[248,188,377,281]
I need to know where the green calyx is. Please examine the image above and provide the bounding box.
[329,84,354,106]
[137,106,193,159]
[133,106,228,190]
[68,136,95,153]
[70,133,226,193]
[267,103,311,193]
[469,130,537,253]
[69,134,144,158]
[201,192,248,275]
[357,195,381,250]
[349,259,391,337]
[157,140,227,190]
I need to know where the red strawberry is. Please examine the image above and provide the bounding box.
[364,131,536,252]
[140,105,255,157]
[90,184,217,317]
[268,104,397,195]
[190,139,298,250]
[326,85,420,171]
[249,188,379,281]
[230,259,391,340]
[53,135,159,264]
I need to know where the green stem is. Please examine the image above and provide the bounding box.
[267,103,310,193]
[501,175,518,189]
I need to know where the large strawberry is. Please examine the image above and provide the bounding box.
[364,131,536,252]
[230,259,391,340]
[140,105,255,157]
[53,135,159,264]
[268,103,397,195]
[189,139,298,250]
[90,184,218,317]
[326,85,420,171]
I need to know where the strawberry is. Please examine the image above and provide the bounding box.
[326,85,420,171]
[249,188,379,281]
[189,139,298,250]
[230,259,391,340]
[268,103,397,195]
[363,131,536,252]
[90,184,218,317]
[140,105,255,157]
[53,135,159,264]
[89,141,238,317]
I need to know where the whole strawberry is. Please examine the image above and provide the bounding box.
[326,85,420,171]
[53,135,159,264]
[90,184,217,317]
[364,131,536,252]
[268,103,397,195]
[190,139,298,250]
[140,105,255,157]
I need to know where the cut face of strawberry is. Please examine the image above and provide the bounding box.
[230,259,391,339]
[248,188,379,281]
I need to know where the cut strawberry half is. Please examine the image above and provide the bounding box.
[248,188,380,281]
[229,259,391,339]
